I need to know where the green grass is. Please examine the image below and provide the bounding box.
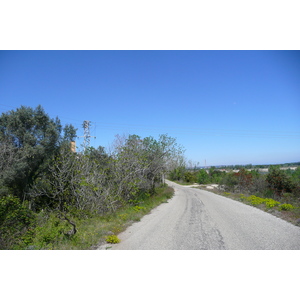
[19,185,174,250]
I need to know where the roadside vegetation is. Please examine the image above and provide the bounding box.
[1,185,173,250]
[168,163,300,225]
[0,105,180,250]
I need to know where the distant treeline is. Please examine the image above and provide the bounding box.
[221,162,300,170]
[186,162,300,171]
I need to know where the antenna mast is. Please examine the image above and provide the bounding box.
[79,120,96,152]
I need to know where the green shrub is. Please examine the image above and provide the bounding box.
[247,195,267,206]
[266,166,294,197]
[184,171,197,183]
[279,203,295,211]
[30,213,71,249]
[265,199,280,208]
[246,195,281,209]
[0,195,36,249]
[105,235,120,244]
[197,169,210,184]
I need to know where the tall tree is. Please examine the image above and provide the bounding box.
[0,105,64,198]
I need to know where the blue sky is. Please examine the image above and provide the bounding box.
[0,50,299,166]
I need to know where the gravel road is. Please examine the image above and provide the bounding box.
[99,180,300,250]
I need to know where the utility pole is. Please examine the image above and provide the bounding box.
[78,120,96,152]
[83,120,91,151]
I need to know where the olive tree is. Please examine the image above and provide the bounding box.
[0,105,76,199]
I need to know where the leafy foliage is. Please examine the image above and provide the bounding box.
[266,166,294,197]
[197,169,210,184]
[0,105,77,199]
[184,171,197,183]
[265,199,280,208]
[30,214,70,249]
[0,195,36,249]
[105,235,120,244]
[279,203,295,211]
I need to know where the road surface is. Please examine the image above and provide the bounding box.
[99,180,300,250]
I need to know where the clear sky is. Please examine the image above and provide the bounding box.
[0,50,299,166]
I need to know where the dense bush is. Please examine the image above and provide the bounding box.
[266,166,294,197]
[197,169,210,184]
[0,105,76,199]
[220,172,238,192]
[168,166,186,182]
[184,171,197,183]
[0,195,36,249]
[29,214,68,249]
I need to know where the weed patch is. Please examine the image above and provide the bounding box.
[265,199,280,208]
[279,203,295,211]
[105,235,120,244]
